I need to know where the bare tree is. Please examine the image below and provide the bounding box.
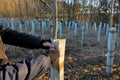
[53,0,58,39]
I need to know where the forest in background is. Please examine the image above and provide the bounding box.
[0,0,120,24]
[0,0,120,79]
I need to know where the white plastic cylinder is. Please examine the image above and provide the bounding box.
[81,22,85,45]
[97,23,102,41]
[106,28,116,74]
[31,20,35,35]
[74,22,77,36]
[42,21,45,35]
[86,22,88,34]
[19,23,23,32]
[106,24,109,38]
[59,22,62,38]
[94,22,97,32]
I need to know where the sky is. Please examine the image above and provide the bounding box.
[60,0,100,6]
[59,0,73,4]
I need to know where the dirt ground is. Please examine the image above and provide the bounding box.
[5,25,120,80]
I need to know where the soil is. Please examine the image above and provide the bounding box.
[4,25,120,80]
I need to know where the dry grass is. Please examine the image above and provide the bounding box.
[5,25,120,80]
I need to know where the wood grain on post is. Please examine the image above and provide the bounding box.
[0,36,8,66]
[51,39,66,80]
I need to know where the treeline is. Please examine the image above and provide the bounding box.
[0,0,120,24]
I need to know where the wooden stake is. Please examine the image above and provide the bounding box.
[51,39,66,80]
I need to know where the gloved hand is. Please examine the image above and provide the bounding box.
[40,39,56,50]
